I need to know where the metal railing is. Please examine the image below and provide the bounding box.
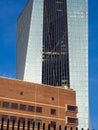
[0,118,91,130]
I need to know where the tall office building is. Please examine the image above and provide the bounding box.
[17,0,88,129]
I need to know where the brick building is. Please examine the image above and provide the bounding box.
[0,77,78,129]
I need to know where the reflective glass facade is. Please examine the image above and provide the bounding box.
[67,0,88,129]
[17,0,88,128]
[42,0,70,87]
[17,0,44,83]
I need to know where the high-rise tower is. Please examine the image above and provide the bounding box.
[17,0,88,129]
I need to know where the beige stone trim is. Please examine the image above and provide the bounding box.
[0,96,65,109]
[0,110,65,121]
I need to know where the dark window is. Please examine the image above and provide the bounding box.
[2,115,8,121]
[10,116,17,122]
[20,92,23,95]
[67,105,77,112]
[36,107,42,113]
[50,121,56,127]
[11,103,18,109]
[28,106,34,112]
[20,104,26,110]
[28,119,34,124]
[51,109,56,115]
[67,117,78,124]
[19,117,25,123]
[2,102,9,108]
[36,119,42,126]
[51,97,54,101]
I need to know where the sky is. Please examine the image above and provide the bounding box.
[0,0,97,129]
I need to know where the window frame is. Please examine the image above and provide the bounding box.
[50,109,56,115]
[28,105,35,112]
[11,103,18,109]
[2,102,9,108]
[10,116,17,122]
[20,104,26,111]
[36,107,42,113]
[50,121,56,127]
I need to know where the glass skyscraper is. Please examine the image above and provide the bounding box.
[17,0,88,129]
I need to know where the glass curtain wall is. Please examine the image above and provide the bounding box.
[42,0,70,87]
